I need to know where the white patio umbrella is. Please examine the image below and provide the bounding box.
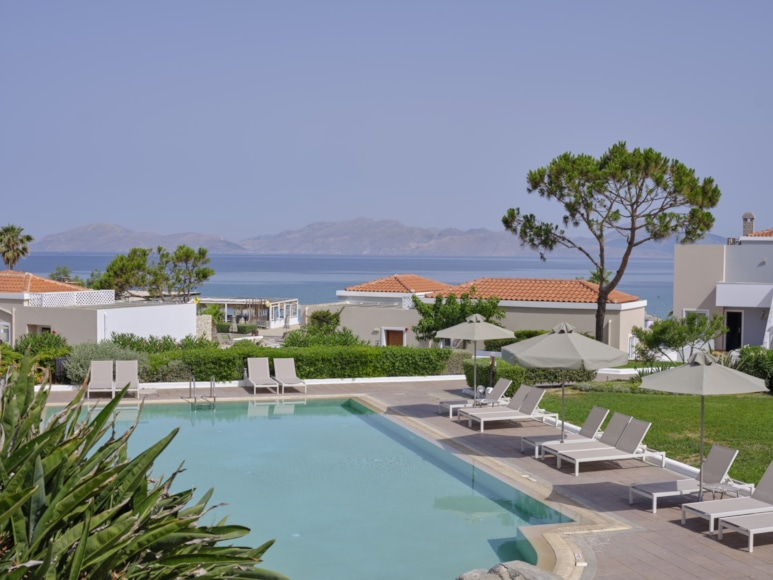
[640,351,766,499]
[501,322,628,442]
[435,314,514,401]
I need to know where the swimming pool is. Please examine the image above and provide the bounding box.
[113,399,571,579]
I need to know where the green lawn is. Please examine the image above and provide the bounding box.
[538,388,773,484]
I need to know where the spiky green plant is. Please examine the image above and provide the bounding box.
[0,355,289,579]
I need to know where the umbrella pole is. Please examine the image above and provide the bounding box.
[699,396,705,501]
[473,340,477,402]
[560,370,566,443]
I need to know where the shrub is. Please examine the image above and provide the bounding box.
[148,358,194,382]
[282,326,367,347]
[65,341,150,385]
[12,332,71,379]
[737,345,773,391]
[443,349,471,375]
[484,330,548,352]
[149,348,248,382]
[462,357,526,395]
[216,322,260,335]
[111,332,219,353]
[13,331,70,355]
[0,354,286,578]
[0,343,22,375]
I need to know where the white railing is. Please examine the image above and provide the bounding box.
[27,290,115,308]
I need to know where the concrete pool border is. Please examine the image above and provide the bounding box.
[52,384,616,577]
[354,393,633,579]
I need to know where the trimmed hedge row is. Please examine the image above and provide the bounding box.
[148,345,455,382]
[215,323,260,335]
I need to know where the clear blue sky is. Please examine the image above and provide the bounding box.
[2,2,770,242]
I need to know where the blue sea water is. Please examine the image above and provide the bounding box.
[21,253,675,319]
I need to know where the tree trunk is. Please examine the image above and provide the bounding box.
[595,289,610,342]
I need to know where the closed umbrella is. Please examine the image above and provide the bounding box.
[501,322,628,442]
[435,314,514,401]
[640,351,766,499]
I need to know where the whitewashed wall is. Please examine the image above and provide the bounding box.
[97,303,196,341]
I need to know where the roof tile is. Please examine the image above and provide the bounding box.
[428,277,640,304]
[747,227,773,238]
[0,270,89,293]
[345,274,453,294]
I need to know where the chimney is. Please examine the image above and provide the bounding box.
[743,212,755,236]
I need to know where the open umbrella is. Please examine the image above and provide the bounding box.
[501,322,628,442]
[435,314,514,401]
[640,351,766,499]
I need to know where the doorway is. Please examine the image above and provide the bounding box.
[725,311,743,351]
[384,329,405,346]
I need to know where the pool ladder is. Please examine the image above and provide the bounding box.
[183,374,217,409]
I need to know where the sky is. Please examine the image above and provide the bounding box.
[2,1,771,242]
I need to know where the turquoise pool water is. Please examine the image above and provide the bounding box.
[111,399,571,579]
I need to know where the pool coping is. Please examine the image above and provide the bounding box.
[353,393,633,579]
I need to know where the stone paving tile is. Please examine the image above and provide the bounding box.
[46,380,773,579]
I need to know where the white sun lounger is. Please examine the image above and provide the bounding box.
[86,360,114,399]
[438,378,513,418]
[718,512,773,552]
[629,444,739,513]
[682,461,773,535]
[555,418,652,476]
[114,360,140,398]
[245,357,281,395]
[272,358,307,394]
[458,387,548,432]
[541,412,632,461]
[455,386,532,420]
[521,406,609,458]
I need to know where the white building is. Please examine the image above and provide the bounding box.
[0,270,196,346]
[305,273,645,353]
[673,212,773,350]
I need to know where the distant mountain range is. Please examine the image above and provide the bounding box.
[30,219,727,257]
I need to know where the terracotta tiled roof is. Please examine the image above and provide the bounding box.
[747,227,773,238]
[428,277,640,304]
[0,270,87,293]
[345,274,453,294]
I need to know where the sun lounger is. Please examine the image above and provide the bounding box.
[438,378,513,417]
[272,358,307,394]
[521,406,609,458]
[458,387,549,432]
[541,412,632,461]
[245,357,281,395]
[718,512,773,552]
[629,444,738,513]
[114,360,140,398]
[86,360,114,399]
[682,461,773,535]
[554,418,652,476]
[455,386,532,420]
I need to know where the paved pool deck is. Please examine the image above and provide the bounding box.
[48,378,773,580]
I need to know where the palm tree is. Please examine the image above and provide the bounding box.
[0,224,34,269]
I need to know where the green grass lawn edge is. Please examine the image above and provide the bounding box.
[537,387,773,484]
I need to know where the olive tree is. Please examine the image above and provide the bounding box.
[503,141,720,340]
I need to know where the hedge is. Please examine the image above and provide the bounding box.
[462,356,596,394]
[148,345,455,382]
[215,323,260,335]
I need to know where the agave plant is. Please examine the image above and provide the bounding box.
[0,355,289,579]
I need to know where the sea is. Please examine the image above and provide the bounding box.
[20,253,675,319]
